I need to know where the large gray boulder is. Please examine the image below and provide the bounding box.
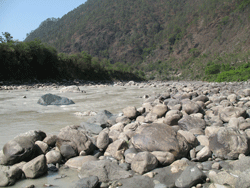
[37,93,74,105]
[80,122,103,135]
[74,176,99,188]
[208,127,249,159]
[122,106,138,119]
[56,125,95,159]
[22,154,47,179]
[79,160,132,182]
[219,106,246,122]
[119,175,154,188]
[1,130,46,165]
[131,123,190,159]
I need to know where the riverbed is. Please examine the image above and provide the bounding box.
[0,83,168,187]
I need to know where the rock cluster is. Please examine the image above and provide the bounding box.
[1,81,250,187]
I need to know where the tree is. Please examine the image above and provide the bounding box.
[0,32,13,43]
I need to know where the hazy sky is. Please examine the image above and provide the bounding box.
[0,0,87,41]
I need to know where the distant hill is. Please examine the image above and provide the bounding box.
[25,0,250,80]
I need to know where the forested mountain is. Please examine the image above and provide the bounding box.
[25,0,250,80]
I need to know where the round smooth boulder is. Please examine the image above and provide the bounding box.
[122,106,137,119]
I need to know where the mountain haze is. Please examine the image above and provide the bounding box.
[25,0,250,80]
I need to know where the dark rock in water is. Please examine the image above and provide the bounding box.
[208,127,249,160]
[74,176,99,188]
[1,130,46,165]
[175,166,206,188]
[131,123,190,159]
[79,160,132,182]
[37,93,74,105]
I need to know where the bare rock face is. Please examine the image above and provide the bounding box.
[22,154,47,179]
[131,151,158,174]
[131,123,190,159]
[208,127,249,159]
[1,130,46,165]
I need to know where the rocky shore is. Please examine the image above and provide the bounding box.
[1,80,250,188]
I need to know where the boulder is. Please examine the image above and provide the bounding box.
[35,141,48,154]
[122,106,137,119]
[196,146,212,161]
[182,101,201,115]
[131,151,158,174]
[96,131,109,150]
[80,122,103,135]
[119,175,154,188]
[87,110,117,127]
[219,106,246,122]
[45,150,62,164]
[151,104,168,118]
[65,156,98,169]
[175,166,206,188]
[0,165,22,187]
[43,135,57,147]
[1,130,46,165]
[22,154,47,179]
[37,93,74,105]
[208,127,249,159]
[104,139,128,160]
[208,170,237,186]
[56,125,95,159]
[74,176,99,188]
[131,123,190,159]
[151,151,175,166]
[177,130,198,147]
[79,160,132,182]
[164,110,182,126]
[178,115,206,131]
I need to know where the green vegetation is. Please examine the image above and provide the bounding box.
[0,32,143,81]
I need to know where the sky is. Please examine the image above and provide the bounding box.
[0,0,87,41]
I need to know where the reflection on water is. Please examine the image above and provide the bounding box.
[0,85,166,187]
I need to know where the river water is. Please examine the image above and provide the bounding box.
[0,84,167,187]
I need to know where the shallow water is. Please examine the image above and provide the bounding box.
[0,84,167,187]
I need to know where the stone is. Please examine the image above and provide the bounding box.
[0,165,22,187]
[178,130,198,147]
[43,135,57,147]
[182,101,201,115]
[104,139,128,160]
[170,159,189,173]
[131,151,158,174]
[196,146,212,161]
[87,110,117,127]
[235,169,250,188]
[1,130,46,165]
[145,112,158,123]
[65,156,98,169]
[22,154,47,179]
[219,106,246,122]
[56,125,95,159]
[175,166,206,188]
[151,151,175,166]
[74,176,99,188]
[37,93,74,105]
[80,122,103,135]
[151,104,168,118]
[35,141,48,154]
[45,150,62,164]
[208,170,237,186]
[96,131,109,150]
[79,160,132,182]
[192,95,209,103]
[208,127,249,159]
[164,110,183,126]
[110,122,125,132]
[47,164,58,172]
[131,123,189,159]
[122,106,137,119]
[119,175,154,188]
[197,135,209,147]
[178,115,206,131]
